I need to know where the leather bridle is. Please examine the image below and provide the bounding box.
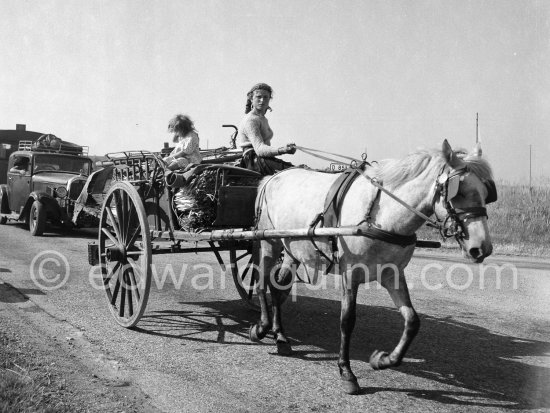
[432,165,496,239]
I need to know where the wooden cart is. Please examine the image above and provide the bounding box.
[86,149,440,328]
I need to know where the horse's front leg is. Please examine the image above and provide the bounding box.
[370,271,420,370]
[270,254,298,356]
[338,271,361,395]
[249,240,279,342]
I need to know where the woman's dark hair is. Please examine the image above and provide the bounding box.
[245,83,273,114]
[168,114,196,143]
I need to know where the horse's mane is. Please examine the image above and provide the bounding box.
[458,151,494,181]
[374,148,493,189]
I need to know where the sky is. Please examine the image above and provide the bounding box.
[1,0,549,183]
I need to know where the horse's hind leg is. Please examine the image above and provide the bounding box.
[270,253,298,356]
[249,240,282,342]
[370,271,420,370]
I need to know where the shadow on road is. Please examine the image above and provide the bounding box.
[6,223,98,240]
[135,296,549,410]
[0,282,45,303]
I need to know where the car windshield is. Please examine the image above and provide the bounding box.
[33,155,91,175]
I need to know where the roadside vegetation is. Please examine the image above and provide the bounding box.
[488,180,550,256]
[0,329,73,413]
[417,180,550,257]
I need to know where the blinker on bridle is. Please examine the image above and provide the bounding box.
[434,165,497,239]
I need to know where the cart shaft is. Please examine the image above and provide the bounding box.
[150,225,441,248]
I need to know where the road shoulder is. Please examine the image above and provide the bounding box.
[0,281,160,413]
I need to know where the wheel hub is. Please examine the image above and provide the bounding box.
[106,245,126,262]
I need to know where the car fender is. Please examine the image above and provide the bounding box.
[0,185,10,214]
[21,192,61,221]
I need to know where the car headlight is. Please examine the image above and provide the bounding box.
[55,187,68,198]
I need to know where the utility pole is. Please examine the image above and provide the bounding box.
[529,145,533,198]
[476,113,479,144]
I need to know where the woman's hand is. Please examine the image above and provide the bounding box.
[278,143,296,155]
[164,156,175,164]
[286,143,297,154]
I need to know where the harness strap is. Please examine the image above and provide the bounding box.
[454,206,488,220]
[322,169,362,227]
[362,227,417,247]
[308,169,362,272]
[307,225,338,273]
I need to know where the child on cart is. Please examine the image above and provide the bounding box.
[163,114,202,171]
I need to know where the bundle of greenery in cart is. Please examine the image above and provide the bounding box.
[172,169,219,230]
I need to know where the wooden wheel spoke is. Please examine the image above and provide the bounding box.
[126,271,134,317]
[119,191,127,243]
[111,275,121,306]
[101,227,119,246]
[103,262,121,286]
[119,269,127,317]
[105,204,122,242]
[229,243,261,309]
[126,250,145,257]
[235,251,250,262]
[127,259,145,289]
[113,191,125,243]
[128,268,141,302]
[124,200,138,242]
[126,225,141,250]
[240,264,251,283]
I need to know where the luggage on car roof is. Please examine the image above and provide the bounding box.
[32,134,83,154]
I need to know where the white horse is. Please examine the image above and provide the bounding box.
[249,140,496,394]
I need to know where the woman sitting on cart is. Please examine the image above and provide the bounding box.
[237,83,296,175]
[163,114,202,171]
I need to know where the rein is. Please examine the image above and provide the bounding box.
[295,146,364,165]
[295,146,492,240]
[360,172,442,229]
[294,145,444,232]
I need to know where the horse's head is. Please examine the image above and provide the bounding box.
[433,140,496,263]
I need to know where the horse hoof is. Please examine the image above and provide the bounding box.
[276,340,292,356]
[369,350,389,370]
[341,378,360,395]
[249,325,262,343]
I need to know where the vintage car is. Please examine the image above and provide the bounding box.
[0,137,94,235]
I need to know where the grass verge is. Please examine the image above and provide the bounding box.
[0,328,73,413]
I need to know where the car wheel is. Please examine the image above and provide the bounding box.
[29,200,47,236]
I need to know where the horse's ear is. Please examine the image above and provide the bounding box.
[472,142,482,157]
[442,139,454,163]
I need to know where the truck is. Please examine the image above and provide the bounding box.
[0,135,94,235]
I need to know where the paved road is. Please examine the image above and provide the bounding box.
[0,223,549,412]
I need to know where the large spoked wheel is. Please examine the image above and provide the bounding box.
[99,181,152,328]
[229,241,265,310]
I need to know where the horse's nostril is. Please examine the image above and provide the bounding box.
[469,248,483,259]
